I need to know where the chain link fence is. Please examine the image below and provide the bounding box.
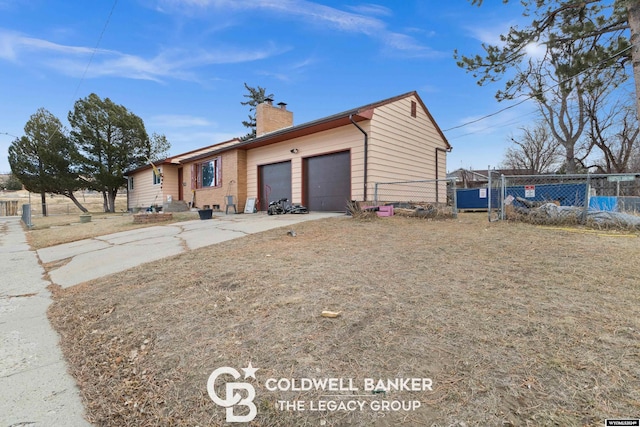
[487,170,503,222]
[497,173,640,227]
[373,179,457,218]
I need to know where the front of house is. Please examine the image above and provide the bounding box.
[125,91,451,213]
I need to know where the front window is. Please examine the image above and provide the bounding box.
[197,157,220,188]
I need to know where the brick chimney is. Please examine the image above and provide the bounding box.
[256,98,293,137]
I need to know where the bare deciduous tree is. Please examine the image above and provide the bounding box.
[585,90,640,173]
[502,121,563,174]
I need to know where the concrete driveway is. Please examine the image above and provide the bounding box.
[38,211,343,288]
[1,211,342,426]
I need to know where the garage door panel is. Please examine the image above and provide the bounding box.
[305,151,350,212]
[259,161,291,210]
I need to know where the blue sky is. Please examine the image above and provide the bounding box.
[0,0,542,174]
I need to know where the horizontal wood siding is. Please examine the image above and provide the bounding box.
[161,166,180,203]
[368,95,448,202]
[127,165,181,210]
[246,125,367,205]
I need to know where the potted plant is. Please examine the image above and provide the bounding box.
[198,205,213,220]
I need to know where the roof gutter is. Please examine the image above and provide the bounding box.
[349,114,368,201]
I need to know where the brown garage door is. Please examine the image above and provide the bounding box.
[259,161,292,211]
[304,151,351,212]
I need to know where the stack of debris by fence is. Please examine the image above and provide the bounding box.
[501,173,640,229]
[509,196,640,229]
[373,179,457,219]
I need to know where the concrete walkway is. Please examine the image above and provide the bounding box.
[0,217,90,427]
[1,211,342,425]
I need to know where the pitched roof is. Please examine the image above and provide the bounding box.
[124,138,240,175]
[183,91,451,163]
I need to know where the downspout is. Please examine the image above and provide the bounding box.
[435,146,452,203]
[349,114,368,201]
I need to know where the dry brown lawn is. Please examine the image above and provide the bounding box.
[26,211,199,250]
[48,214,640,426]
[0,190,129,216]
[1,190,197,250]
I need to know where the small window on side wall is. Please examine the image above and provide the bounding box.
[411,100,417,118]
[153,167,162,185]
[129,176,134,190]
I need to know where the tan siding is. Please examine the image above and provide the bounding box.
[368,95,448,202]
[246,124,367,205]
[236,150,248,211]
[161,166,180,203]
[128,168,165,210]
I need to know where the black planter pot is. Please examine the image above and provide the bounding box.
[198,209,213,220]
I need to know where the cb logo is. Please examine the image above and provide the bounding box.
[207,366,257,423]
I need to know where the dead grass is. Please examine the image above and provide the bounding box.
[26,211,200,250]
[48,214,640,426]
[0,190,129,216]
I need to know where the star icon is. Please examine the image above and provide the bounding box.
[242,362,259,380]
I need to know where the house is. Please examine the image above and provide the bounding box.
[125,91,451,213]
[124,139,241,212]
[447,168,532,189]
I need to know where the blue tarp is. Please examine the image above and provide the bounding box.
[589,196,618,212]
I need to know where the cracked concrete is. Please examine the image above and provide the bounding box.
[0,216,90,427]
[38,211,343,288]
[0,211,342,426]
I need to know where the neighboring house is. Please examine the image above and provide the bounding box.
[447,168,531,189]
[125,91,451,212]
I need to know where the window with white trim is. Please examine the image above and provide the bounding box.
[153,167,162,185]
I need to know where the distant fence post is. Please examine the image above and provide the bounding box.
[582,173,591,224]
[487,169,492,222]
[21,204,32,228]
[374,182,379,205]
[451,178,458,219]
[500,174,506,220]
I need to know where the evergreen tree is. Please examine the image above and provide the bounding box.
[458,1,640,115]
[68,93,150,212]
[8,108,87,215]
[240,83,273,140]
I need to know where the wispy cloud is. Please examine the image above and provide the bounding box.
[149,114,215,127]
[345,4,393,17]
[255,55,317,82]
[464,22,547,61]
[466,25,507,46]
[0,28,287,82]
[0,29,95,61]
[156,0,443,58]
